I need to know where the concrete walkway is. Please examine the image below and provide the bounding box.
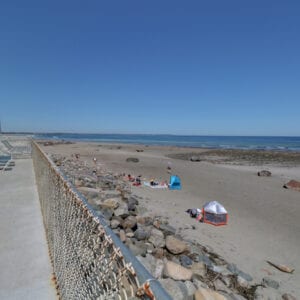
[0,159,56,299]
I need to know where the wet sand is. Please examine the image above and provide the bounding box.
[41,141,300,297]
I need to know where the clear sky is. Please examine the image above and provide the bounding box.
[0,1,299,135]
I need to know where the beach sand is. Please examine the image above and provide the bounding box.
[41,141,300,297]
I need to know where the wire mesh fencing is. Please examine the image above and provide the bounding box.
[32,142,171,300]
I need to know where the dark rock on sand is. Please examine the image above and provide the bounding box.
[262,277,280,289]
[134,228,149,240]
[283,180,300,191]
[126,157,139,163]
[180,255,193,268]
[282,293,297,300]
[257,170,272,177]
[190,156,201,162]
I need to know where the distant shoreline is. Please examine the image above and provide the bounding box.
[33,132,300,152]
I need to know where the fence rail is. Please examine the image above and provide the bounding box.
[32,142,171,300]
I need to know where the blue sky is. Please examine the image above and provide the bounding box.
[0,1,299,135]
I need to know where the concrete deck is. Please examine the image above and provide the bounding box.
[0,159,56,299]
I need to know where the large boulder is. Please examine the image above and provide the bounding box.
[114,202,129,218]
[110,219,121,229]
[283,180,300,191]
[166,235,188,254]
[126,240,147,257]
[125,195,139,211]
[99,198,120,209]
[77,186,100,199]
[159,223,176,236]
[148,228,165,248]
[163,260,193,281]
[159,278,190,300]
[191,262,206,279]
[99,208,113,220]
[134,228,149,241]
[121,216,137,230]
[100,191,121,200]
[136,255,164,279]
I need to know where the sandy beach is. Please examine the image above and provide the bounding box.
[41,141,300,297]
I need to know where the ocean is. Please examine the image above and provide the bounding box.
[34,133,300,152]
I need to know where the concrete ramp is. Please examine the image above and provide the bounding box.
[0,159,56,299]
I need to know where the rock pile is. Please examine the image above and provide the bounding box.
[50,153,294,300]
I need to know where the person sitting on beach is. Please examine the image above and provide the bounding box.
[133,177,141,186]
[128,174,135,182]
[150,178,158,186]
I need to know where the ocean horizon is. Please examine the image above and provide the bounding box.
[33,133,300,152]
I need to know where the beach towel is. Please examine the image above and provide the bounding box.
[143,181,168,189]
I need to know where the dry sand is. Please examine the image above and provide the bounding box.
[42,141,300,297]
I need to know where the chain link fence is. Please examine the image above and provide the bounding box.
[32,142,172,300]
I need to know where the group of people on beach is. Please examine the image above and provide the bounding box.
[126,174,142,186]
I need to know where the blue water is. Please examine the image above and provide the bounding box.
[34,133,300,152]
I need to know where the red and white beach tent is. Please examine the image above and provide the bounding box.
[202,201,228,226]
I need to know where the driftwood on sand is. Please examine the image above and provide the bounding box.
[267,261,294,273]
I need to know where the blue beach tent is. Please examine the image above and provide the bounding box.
[169,175,181,190]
